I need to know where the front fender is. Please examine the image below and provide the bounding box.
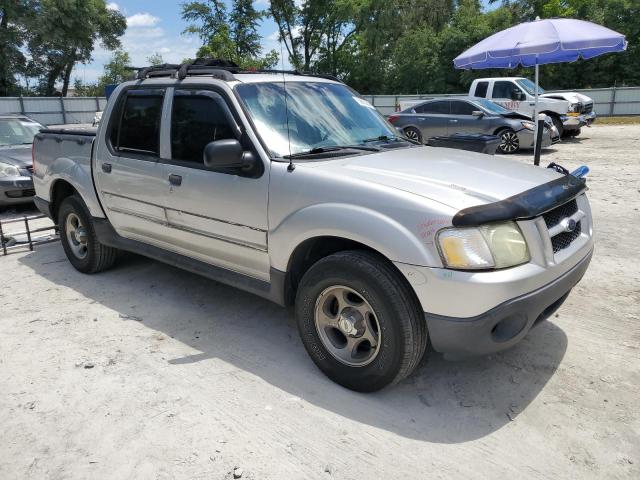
[269,202,442,272]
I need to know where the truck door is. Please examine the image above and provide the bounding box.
[491,80,530,115]
[413,100,450,138]
[447,100,486,135]
[158,88,270,281]
[93,88,170,244]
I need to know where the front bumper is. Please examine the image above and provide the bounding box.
[582,111,597,125]
[425,249,592,356]
[0,176,35,206]
[516,128,554,149]
[562,114,586,130]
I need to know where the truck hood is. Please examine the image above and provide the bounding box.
[540,91,593,105]
[0,146,32,167]
[306,146,562,211]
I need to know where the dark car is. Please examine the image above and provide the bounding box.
[388,97,560,154]
[0,115,43,207]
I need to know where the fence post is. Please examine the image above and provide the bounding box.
[609,86,617,117]
[18,96,25,115]
[60,96,67,124]
[95,97,100,112]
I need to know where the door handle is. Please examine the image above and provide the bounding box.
[102,163,112,173]
[168,174,182,186]
[449,119,458,123]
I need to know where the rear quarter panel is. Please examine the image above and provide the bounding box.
[33,132,104,218]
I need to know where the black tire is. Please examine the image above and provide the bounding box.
[403,126,423,144]
[569,128,581,138]
[58,195,118,274]
[497,128,520,154]
[295,250,427,392]
[550,115,564,138]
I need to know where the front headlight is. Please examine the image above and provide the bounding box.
[437,222,530,270]
[521,121,535,130]
[0,161,21,177]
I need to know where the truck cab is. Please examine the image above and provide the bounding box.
[469,77,588,137]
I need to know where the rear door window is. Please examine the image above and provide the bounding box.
[416,101,450,114]
[474,81,489,98]
[110,89,164,156]
[170,90,236,165]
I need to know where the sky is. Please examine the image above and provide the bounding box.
[77,0,493,85]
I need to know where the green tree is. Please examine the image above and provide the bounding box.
[73,49,132,97]
[0,1,36,96]
[147,52,165,66]
[28,0,126,96]
[182,0,278,68]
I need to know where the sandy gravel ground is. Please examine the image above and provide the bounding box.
[1,124,638,479]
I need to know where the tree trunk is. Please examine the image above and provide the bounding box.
[61,60,75,96]
[45,64,64,96]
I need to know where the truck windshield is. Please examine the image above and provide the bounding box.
[516,78,546,96]
[235,82,399,158]
[0,118,42,147]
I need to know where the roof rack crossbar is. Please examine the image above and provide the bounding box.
[132,58,342,83]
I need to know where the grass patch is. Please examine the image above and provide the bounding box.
[597,116,640,125]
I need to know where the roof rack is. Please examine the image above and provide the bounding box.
[132,57,341,83]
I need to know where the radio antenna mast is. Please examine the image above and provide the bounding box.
[280,39,295,172]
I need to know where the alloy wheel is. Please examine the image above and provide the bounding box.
[499,130,519,153]
[314,285,381,367]
[65,212,88,259]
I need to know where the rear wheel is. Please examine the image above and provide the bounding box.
[497,128,520,154]
[58,195,118,273]
[295,250,428,392]
[403,126,422,144]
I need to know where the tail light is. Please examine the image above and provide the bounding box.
[387,115,399,124]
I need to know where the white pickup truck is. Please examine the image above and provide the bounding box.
[469,77,596,137]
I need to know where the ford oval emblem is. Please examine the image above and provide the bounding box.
[565,218,577,232]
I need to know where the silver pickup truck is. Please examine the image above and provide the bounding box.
[32,62,594,392]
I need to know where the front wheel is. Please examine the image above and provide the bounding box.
[497,128,520,154]
[295,250,428,392]
[551,116,564,138]
[58,195,118,274]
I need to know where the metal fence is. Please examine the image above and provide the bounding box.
[0,96,107,125]
[365,86,640,116]
[1,85,638,124]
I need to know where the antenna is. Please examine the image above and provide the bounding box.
[279,39,295,172]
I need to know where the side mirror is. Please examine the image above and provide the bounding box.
[472,110,484,117]
[512,90,525,101]
[203,139,255,171]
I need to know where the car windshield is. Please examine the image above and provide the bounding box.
[0,118,42,147]
[474,98,511,114]
[516,78,545,96]
[235,81,400,158]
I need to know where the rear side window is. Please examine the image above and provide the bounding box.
[474,81,489,98]
[171,90,235,164]
[415,101,450,114]
[110,89,164,156]
[450,101,477,115]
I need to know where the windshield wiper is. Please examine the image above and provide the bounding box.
[361,134,420,145]
[284,145,380,159]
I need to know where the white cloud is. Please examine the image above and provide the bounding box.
[106,2,119,11]
[126,13,160,28]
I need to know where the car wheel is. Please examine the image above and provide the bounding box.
[295,250,428,392]
[551,116,564,138]
[58,195,118,274]
[403,127,422,144]
[570,128,581,137]
[497,128,520,154]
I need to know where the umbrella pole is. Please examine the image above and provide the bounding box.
[534,59,541,165]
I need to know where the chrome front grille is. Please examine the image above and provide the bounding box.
[542,199,583,254]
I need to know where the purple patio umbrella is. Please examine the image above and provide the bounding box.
[454,18,627,161]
